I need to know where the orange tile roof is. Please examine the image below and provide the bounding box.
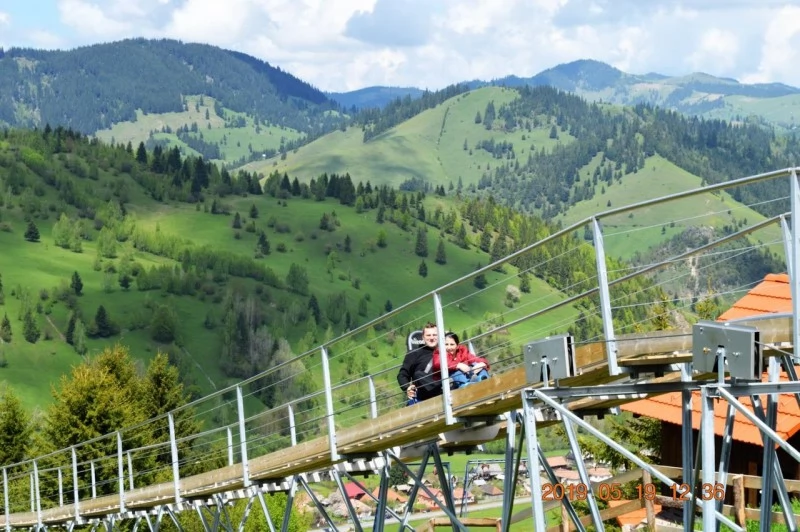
[624,273,800,446]
[717,273,792,321]
[622,372,800,446]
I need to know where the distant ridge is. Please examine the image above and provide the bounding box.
[329,59,800,129]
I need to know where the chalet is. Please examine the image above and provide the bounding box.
[479,484,503,498]
[342,481,367,500]
[545,456,569,469]
[621,273,800,506]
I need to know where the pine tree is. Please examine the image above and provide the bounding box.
[384,300,393,313]
[418,260,428,278]
[71,271,83,296]
[344,234,352,253]
[232,212,242,229]
[435,239,447,265]
[0,313,11,343]
[0,273,4,305]
[249,203,259,219]
[22,310,39,343]
[414,228,428,257]
[119,274,131,291]
[308,294,321,324]
[65,313,77,345]
[0,386,31,466]
[519,273,531,293]
[257,232,270,255]
[92,305,117,338]
[24,220,40,243]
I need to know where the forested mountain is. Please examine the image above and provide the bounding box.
[0,125,666,413]
[328,86,426,111]
[334,59,800,129]
[0,39,343,135]
[251,84,800,222]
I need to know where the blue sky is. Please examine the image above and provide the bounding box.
[1,0,799,92]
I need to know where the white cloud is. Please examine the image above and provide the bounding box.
[0,11,10,26]
[35,0,799,91]
[742,6,800,85]
[688,28,740,73]
[57,0,133,37]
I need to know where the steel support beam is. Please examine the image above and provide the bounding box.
[680,362,695,532]
[433,291,455,425]
[387,447,467,532]
[320,346,340,462]
[521,392,547,532]
[789,169,800,362]
[592,216,621,376]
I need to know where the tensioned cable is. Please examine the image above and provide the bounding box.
[603,194,789,238]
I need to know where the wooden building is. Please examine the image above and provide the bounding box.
[622,273,800,507]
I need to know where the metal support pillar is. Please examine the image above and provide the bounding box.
[396,445,432,530]
[226,427,234,466]
[331,468,363,532]
[538,446,585,532]
[368,376,378,419]
[372,459,391,532]
[168,412,182,505]
[387,447,467,532]
[701,386,717,531]
[563,417,603,529]
[286,405,296,446]
[680,362,694,532]
[713,402,735,531]
[433,291,455,425]
[591,217,621,376]
[430,442,458,532]
[33,460,42,529]
[116,432,125,514]
[58,467,63,507]
[236,386,251,488]
[296,475,338,532]
[2,467,8,532]
[789,169,800,361]
[280,476,299,532]
[72,447,81,524]
[500,411,520,531]
[320,346,340,462]
[91,461,97,499]
[254,488,278,532]
[749,392,796,530]
[521,392,546,532]
[127,452,134,491]
[531,388,741,529]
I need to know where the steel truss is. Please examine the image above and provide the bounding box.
[516,320,800,532]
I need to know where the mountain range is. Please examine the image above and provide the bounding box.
[330,59,800,130]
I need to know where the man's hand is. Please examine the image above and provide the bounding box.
[407,384,417,400]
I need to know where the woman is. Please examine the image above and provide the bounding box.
[431,332,490,389]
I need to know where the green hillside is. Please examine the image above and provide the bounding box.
[95,95,305,167]
[244,86,570,187]
[0,128,593,412]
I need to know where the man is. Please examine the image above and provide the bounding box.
[397,322,442,405]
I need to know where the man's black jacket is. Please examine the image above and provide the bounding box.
[397,344,442,401]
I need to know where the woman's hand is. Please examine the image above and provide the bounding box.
[472,362,485,371]
[456,363,471,373]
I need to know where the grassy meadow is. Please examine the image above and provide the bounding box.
[243,86,573,188]
[94,95,303,166]
[0,148,578,412]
